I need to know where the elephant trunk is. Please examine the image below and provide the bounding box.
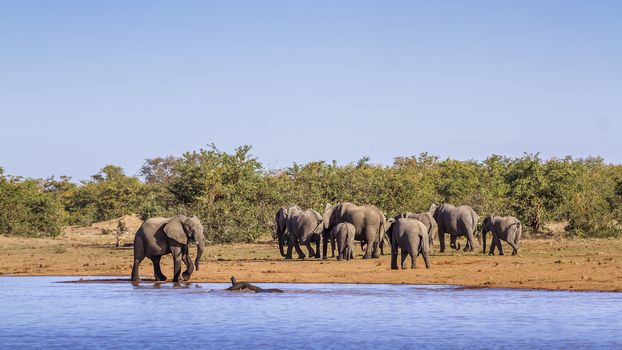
[482,230,487,254]
[195,232,205,270]
[277,228,286,257]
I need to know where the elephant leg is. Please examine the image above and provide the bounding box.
[336,236,343,261]
[422,250,431,269]
[131,255,145,282]
[410,245,417,269]
[285,235,295,259]
[314,238,321,258]
[171,246,183,282]
[322,233,329,260]
[371,239,380,259]
[464,232,474,252]
[292,237,306,259]
[438,226,446,253]
[488,237,496,256]
[362,238,373,259]
[507,234,518,255]
[379,237,385,255]
[400,249,408,269]
[496,238,504,256]
[181,247,194,281]
[331,237,336,257]
[286,234,305,259]
[149,255,167,281]
[507,239,519,255]
[304,241,315,258]
[390,240,399,269]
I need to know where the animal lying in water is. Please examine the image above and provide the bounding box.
[226,276,284,293]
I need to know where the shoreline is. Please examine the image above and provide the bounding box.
[2,273,620,293]
[1,235,621,293]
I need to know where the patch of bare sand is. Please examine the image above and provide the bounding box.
[61,214,143,245]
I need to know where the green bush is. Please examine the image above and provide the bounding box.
[2,147,621,240]
[0,168,63,237]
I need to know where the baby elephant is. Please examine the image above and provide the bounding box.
[331,222,356,261]
[482,216,522,256]
[388,218,431,270]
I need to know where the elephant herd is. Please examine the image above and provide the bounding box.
[130,203,523,282]
[274,202,523,269]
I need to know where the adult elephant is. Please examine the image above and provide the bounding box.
[429,203,478,252]
[396,212,436,248]
[323,202,386,259]
[482,215,522,256]
[275,206,324,259]
[387,218,431,269]
[131,215,205,282]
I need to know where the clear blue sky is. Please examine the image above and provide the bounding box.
[1,1,620,180]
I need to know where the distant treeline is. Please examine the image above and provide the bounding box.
[1,145,621,241]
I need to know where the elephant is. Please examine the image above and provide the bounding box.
[275,206,324,259]
[330,222,356,261]
[387,218,431,269]
[322,202,386,259]
[396,212,436,248]
[131,215,205,282]
[429,203,478,252]
[482,215,522,256]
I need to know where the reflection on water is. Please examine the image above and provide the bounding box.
[1,276,621,349]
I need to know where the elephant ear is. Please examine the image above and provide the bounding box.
[164,215,188,245]
[385,218,396,241]
[482,216,492,230]
[386,218,396,233]
[275,208,288,235]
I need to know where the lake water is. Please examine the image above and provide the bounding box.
[1,276,621,349]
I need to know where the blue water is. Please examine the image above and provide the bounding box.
[1,277,621,349]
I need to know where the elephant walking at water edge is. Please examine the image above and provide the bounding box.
[482,215,522,255]
[131,215,205,282]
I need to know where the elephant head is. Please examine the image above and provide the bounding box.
[481,216,494,254]
[163,215,205,271]
[274,207,289,257]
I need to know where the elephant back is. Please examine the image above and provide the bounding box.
[394,218,427,236]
